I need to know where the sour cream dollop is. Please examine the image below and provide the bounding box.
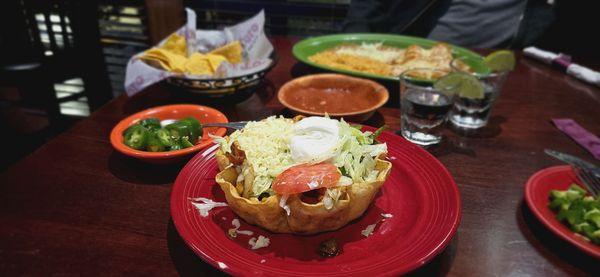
[290,117,340,163]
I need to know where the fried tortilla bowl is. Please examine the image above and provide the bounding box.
[214,145,392,235]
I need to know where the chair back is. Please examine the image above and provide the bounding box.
[185,0,350,37]
[17,0,80,59]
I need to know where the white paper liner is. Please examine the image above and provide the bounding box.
[125,8,274,96]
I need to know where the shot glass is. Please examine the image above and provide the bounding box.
[400,68,455,146]
[449,57,509,129]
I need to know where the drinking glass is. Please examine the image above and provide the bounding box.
[449,57,509,129]
[400,69,455,146]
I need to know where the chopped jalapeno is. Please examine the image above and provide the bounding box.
[155,129,173,146]
[146,133,166,152]
[165,121,192,139]
[170,142,183,151]
[179,137,194,148]
[179,117,203,143]
[123,125,149,150]
[122,117,202,152]
[549,184,600,244]
[139,118,161,131]
[370,125,388,143]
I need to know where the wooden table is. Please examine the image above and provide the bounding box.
[1,37,599,276]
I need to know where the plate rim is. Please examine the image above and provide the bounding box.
[524,165,600,259]
[170,127,462,275]
[292,33,484,81]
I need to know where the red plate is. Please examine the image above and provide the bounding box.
[524,165,600,259]
[171,127,461,276]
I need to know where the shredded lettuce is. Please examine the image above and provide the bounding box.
[333,119,387,183]
[209,133,233,154]
[214,116,295,197]
[347,123,374,145]
[252,175,273,196]
[323,188,344,210]
[214,117,387,198]
[279,194,291,215]
[362,144,388,157]
[338,176,353,186]
[371,125,388,141]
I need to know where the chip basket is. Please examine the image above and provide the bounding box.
[164,52,277,99]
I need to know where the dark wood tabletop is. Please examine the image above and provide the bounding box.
[1,37,599,276]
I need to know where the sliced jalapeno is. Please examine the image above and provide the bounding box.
[170,142,183,151]
[180,137,194,148]
[165,121,191,139]
[139,118,161,131]
[123,125,149,150]
[179,117,203,143]
[146,132,166,152]
[155,128,173,147]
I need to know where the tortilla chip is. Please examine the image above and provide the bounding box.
[160,34,186,56]
[141,48,187,73]
[209,41,243,64]
[206,54,227,71]
[184,53,213,75]
[215,148,392,234]
[140,36,235,76]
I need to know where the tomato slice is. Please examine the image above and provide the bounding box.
[272,163,341,195]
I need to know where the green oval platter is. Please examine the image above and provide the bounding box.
[292,33,489,81]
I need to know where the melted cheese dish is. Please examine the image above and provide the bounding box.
[309,42,470,79]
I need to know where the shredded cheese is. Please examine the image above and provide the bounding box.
[335,42,404,64]
[232,218,241,229]
[189,197,228,217]
[228,218,254,238]
[323,188,343,210]
[361,223,377,237]
[279,195,291,216]
[236,230,254,236]
[249,235,270,250]
[361,213,394,237]
[219,116,295,197]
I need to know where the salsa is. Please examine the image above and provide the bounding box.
[283,86,382,114]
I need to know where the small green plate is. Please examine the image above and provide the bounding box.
[292,33,488,81]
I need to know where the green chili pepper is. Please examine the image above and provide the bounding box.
[370,125,388,144]
[179,137,194,148]
[146,132,166,152]
[549,184,600,245]
[350,124,363,130]
[123,125,149,150]
[155,128,173,147]
[170,142,183,151]
[585,209,600,228]
[179,117,203,143]
[126,117,202,152]
[165,121,192,140]
[139,118,161,131]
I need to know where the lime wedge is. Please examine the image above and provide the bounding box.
[433,72,463,92]
[484,50,516,72]
[434,72,484,99]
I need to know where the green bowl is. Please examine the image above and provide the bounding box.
[292,33,489,82]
